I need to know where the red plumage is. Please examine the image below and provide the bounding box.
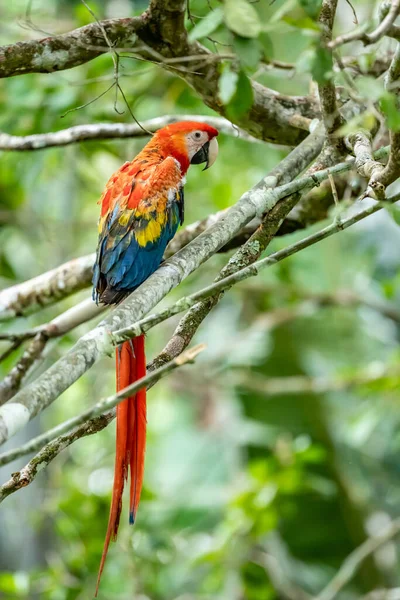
[93,121,219,596]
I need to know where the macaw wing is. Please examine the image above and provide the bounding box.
[92,205,138,302]
[93,157,184,303]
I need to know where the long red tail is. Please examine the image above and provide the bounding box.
[95,335,147,596]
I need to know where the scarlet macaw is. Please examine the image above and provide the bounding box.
[92,121,219,594]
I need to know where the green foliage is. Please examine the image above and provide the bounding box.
[380,93,400,132]
[233,37,262,70]
[224,0,262,39]
[226,69,254,119]
[311,45,333,84]
[218,66,253,119]
[188,7,224,41]
[219,64,239,105]
[298,0,323,19]
[384,203,400,227]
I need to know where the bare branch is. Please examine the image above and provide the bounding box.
[0,412,114,468]
[329,0,400,49]
[0,299,106,404]
[0,334,47,406]
[0,343,205,503]
[252,547,312,600]
[316,518,400,600]
[0,115,260,152]
[148,0,188,53]
[0,17,143,78]
[0,254,94,321]
[344,47,400,194]
[242,361,400,396]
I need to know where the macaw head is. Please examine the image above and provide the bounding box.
[154,121,219,174]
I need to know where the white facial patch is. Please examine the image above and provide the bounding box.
[185,131,209,160]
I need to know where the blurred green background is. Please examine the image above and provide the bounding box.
[2,0,400,599]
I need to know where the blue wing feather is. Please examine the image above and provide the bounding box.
[93,190,182,303]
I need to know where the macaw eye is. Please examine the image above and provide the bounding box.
[194,131,202,139]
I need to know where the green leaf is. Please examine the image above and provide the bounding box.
[233,37,262,69]
[298,0,323,18]
[224,0,262,38]
[356,76,385,102]
[283,15,320,30]
[226,69,254,119]
[218,65,239,105]
[188,7,224,41]
[311,46,332,84]
[337,111,377,136]
[380,92,400,132]
[258,32,274,60]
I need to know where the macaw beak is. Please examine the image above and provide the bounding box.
[190,137,219,170]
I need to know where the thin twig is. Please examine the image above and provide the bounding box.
[241,361,400,396]
[329,0,400,49]
[316,518,400,600]
[328,173,340,207]
[0,340,24,363]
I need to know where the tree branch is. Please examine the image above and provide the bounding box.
[0,299,106,404]
[344,47,400,194]
[0,115,260,151]
[346,131,387,199]
[0,17,143,78]
[0,5,318,145]
[318,0,344,146]
[0,254,95,321]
